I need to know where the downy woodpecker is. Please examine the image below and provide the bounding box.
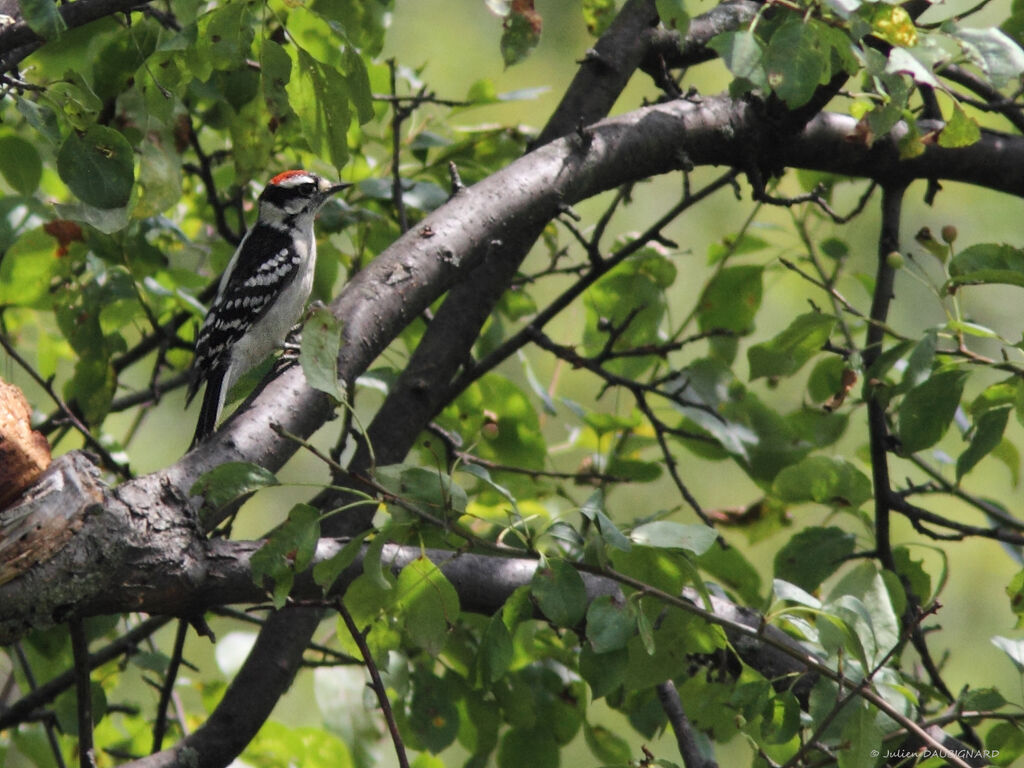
[186,170,349,447]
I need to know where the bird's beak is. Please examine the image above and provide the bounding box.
[322,180,352,196]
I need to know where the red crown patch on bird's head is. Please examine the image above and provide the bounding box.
[269,169,311,186]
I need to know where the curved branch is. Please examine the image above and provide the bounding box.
[4,93,1023,768]
[165,98,1024,533]
[8,95,1022,633]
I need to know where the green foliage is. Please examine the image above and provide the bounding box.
[191,461,280,511]
[4,0,1024,766]
[300,304,344,398]
[251,503,322,607]
[499,3,543,68]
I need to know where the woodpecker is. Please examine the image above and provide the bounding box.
[186,170,349,447]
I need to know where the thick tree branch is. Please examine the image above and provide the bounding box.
[164,99,1024,534]
[530,0,659,148]
[4,94,1023,768]
[6,96,1024,635]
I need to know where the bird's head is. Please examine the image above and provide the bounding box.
[257,170,350,225]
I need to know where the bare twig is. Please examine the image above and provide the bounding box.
[0,332,131,479]
[151,620,188,753]
[336,601,409,768]
[0,617,173,732]
[69,620,97,768]
[11,644,68,768]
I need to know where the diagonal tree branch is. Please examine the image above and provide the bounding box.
[3,94,1024,768]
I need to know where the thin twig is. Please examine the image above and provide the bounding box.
[69,620,97,768]
[388,59,410,234]
[592,564,975,768]
[0,332,131,479]
[451,170,739,398]
[336,601,409,768]
[0,617,173,732]
[12,644,68,768]
[151,620,188,753]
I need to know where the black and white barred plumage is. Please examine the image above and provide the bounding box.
[186,170,348,447]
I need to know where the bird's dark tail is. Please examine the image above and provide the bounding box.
[190,367,227,449]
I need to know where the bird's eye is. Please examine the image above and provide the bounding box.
[297,182,316,195]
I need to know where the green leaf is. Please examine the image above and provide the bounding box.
[766,18,828,108]
[57,125,135,209]
[396,557,460,654]
[500,4,542,67]
[960,686,1007,711]
[696,544,763,605]
[893,546,932,604]
[290,47,351,171]
[629,521,718,555]
[827,561,900,668]
[886,47,939,88]
[17,97,61,144]
[837,704,883,768]
[900,328,938,389]
[65,357,116,424]
[579,490,632,552]
[579,644,628,699]
[498,727,558,768]
[47,73,103,130]
[476,612,513,684]
[582,0,616,36]
[312,531,371,592]
[897,368,969,453]
[696,265,764,334]
[243,721,353,768]
[957,405,1011,481]
[625,610,725,689]
[939,101,982,148]
[300,305,342,398]
[585,595,636,654]
[191,462,280,509]
[531,559,587,627]
[409,669,461,753]
[584,722,634,764]
[655,0,688,31]
[373,464,468,520]
[747,313,836,380]
[583,253,673,378]
[54,682,106,736]
[611,546,686,596]
[762,690,801,745]
[250,504,322,609]
[949,24,1024,88]
[19,0,66,40]
[774,527,857,592]
[807,355,847,402]
[772,455,872,509]
[456,690,500,757]
[201,1,254,69]
[986,721,1024,766]
[709,30,768,90]
[773,578,822,609]
[947,243,1024,290]
[0,136,43,194]
[992,635,1024,672]
[1007,569,1024,627]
